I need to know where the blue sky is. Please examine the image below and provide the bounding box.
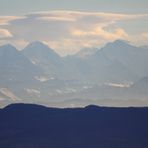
[0,0,148,55]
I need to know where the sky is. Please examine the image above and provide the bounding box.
[0,0,148,55]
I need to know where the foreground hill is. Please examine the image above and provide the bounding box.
[0,103,148,148]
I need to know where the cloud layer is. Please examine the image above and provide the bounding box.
[0,29,13,39]
[0,11,148,55]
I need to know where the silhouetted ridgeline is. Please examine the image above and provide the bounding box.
[0,103,148,148]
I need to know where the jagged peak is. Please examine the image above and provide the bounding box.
[25,41,49,49]
[0,44,17,50]
[104,39,130,48]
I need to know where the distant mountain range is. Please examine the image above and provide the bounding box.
[0,40,148,107]
[0,103,148,148]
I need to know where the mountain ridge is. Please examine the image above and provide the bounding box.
[0,40,148,107]
[0,103,148,148]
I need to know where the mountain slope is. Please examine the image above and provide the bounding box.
[22,41,64,78]
[127,77,148,99]
[0,44,42,81]
[0,44,43,103]
[101,40,148,78]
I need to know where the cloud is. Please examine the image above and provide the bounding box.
[0,29,13,39]
[71,27,128,39]
[126,32,148,47]
[30,11,148,22]
[142,32,148,38]
[0,16,25,25]
[0,11,147,55]
[38,16,76,22]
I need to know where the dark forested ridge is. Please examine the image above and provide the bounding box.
[0,103,148,148]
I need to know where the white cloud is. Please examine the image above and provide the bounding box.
[0,11,147,55]
[142,32,148,38]
[126,32,148,47]
[0,16,25,25]
[0,29,13,38]
[71,27,128,39]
